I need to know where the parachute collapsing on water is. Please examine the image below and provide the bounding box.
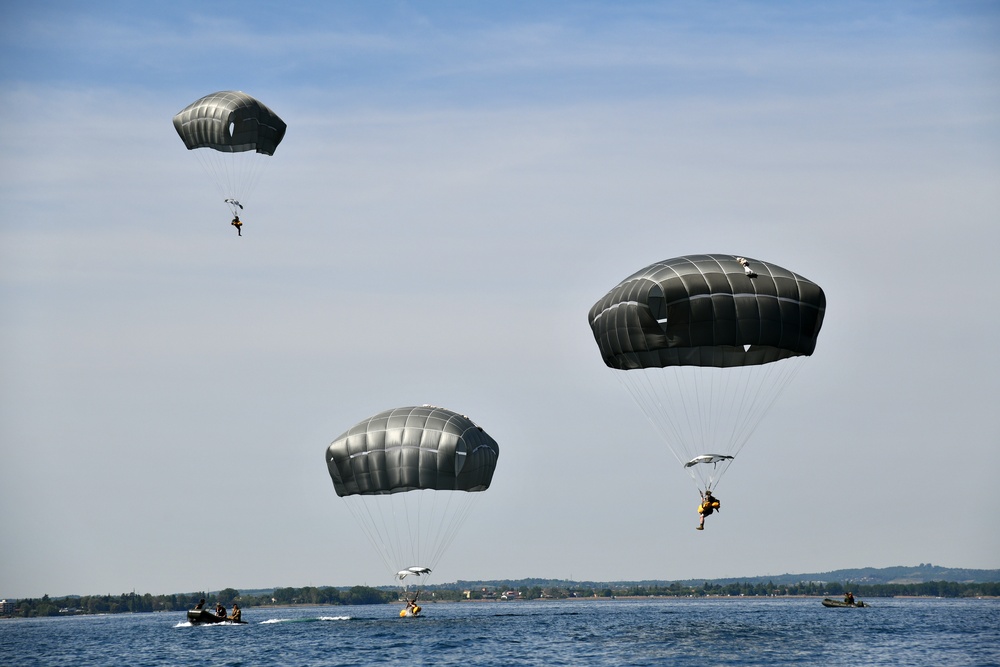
[172,91,286,219]
[588,254,825,492]
[326,405,499,586]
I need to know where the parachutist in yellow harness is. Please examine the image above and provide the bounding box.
[231,215,242,236]
[401,593,421,617]
[697,490,720,530]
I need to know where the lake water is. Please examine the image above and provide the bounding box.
[2,598,998,666]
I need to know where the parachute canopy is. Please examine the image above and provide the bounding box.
[588,254,825,492]
[327,405,499,497]
[588,254,825,370]
[172,91,286,155]
[326,406,500,584]
[172,91,286,220]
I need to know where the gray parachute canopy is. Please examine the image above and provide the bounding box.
[588,254,826,370]
[326,406,500,497]
[172,91,286,155]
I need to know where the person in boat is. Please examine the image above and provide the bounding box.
[231,215,242,236]
[844,591,855,605]
[697,489,720,530]
[193,598,206,610]
[215,602,227,618]
[404,593,421,616]
[229,602,241,622]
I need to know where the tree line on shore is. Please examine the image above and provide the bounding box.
[4,586,394,618]
[6,579,999,618]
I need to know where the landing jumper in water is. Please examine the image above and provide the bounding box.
[326,405,500,617]
[400,592,422,617]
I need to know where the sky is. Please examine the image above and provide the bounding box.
[1,1,998,599]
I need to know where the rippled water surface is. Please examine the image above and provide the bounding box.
[2,598,998,666]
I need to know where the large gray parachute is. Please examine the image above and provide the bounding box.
[588,254,826,370]
[588,254,826,493]
[172,91,286,155]
[326,405,500,497]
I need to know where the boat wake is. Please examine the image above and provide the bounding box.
[174,621,247,628]
[259,616,351,624]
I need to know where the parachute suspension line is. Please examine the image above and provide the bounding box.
[613,356,808,492]
[340,489,482,584]
[426,492,481,572]
[715,364,758,457]
[341,495,398,577]
[190,148,273,216]
[669,365,704,459]
[681,366,733,490]
[728,357,807,461]
[415,489,442,569]
[363,493,416,578]
[192,148,231,205]
[614,369,686,468]
[403,489,480,574]
[373,494,408,574]
[231,149,272,205]
[407,491,421,570]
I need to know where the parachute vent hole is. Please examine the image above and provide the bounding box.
[648,286,668,333]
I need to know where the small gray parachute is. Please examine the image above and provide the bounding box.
[172,91,286,155]
[326,405,500,585]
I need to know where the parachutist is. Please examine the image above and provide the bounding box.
[173,92,285,234]
[231,216,242,236]
[589,254,825,498]
[327,406,499,595]
[697,489,720,530]
[403,593,422,617]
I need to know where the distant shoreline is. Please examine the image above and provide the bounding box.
[115,595,1000,614]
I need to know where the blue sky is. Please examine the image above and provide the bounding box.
[1,1,998,598]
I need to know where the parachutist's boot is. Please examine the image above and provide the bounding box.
[696,525,704,530]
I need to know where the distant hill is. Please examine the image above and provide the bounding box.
[717,564,1000,586]
[671,564,1000,586]
[195,565,999,597]
[446,564,1000,591]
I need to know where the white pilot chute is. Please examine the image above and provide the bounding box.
[397,566,432,581]
[684,454,735,468]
